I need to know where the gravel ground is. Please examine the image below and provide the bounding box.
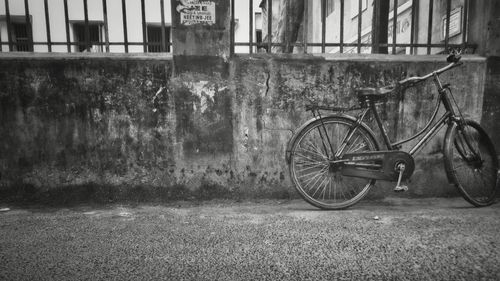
[0,197,499,281]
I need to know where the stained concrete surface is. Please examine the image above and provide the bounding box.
[0,54,490,201]
[0,197,499,280]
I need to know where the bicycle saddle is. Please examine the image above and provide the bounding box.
[356,86,394,97]
[356,86,395,107]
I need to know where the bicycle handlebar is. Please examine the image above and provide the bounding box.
[397,54,462,86]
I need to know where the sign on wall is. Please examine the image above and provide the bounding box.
[176,0,216,26]
[442,6,462,39]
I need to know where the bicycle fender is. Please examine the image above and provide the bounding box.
[285,113,378,164]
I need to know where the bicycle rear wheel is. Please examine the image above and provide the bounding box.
[288,115,379,210]
[444,120,499,207]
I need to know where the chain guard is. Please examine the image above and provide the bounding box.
[339,151,415,181]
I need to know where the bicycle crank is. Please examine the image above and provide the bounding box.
[336,151,415,182]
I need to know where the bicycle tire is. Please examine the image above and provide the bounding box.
[444,119,499,207]
[288,115,380,210]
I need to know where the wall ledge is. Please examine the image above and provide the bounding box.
[0,52,486,64]
[0,52,173,61]
[233,53,486,63]
[315,53,486,62]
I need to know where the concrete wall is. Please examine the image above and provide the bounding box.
[0,53,490,203]
[482,56,500,152]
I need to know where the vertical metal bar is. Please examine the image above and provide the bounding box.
[102,0,110,52]
[141,0,147,52]
[121,0,129,53]
[321,0,326,53]
[427,0,433,54]
[462,0,469,50]
[445,0,451,51]
[63,0,71,52]
[410,0,417,54]
[4,0,12,51]
[285,0,289,52]
[83,0,90,52]
[357,0,362,53]
[340,0,344,53]
[249,0,253,53]
[44,0,52,52]
[24,0,33,52]
[160,0,167,52]
[303,0,308,53]
[230,0,235,55]
[372,0,381,53]
[267,0,272,53]
[392,0,398,54]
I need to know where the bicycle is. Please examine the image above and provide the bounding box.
[286,54,499,210]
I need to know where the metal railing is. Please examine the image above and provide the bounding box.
[1,0,171,53]
[230,0,476,55]
[1,0,476,55]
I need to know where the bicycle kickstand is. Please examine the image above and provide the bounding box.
[394,163,409,192]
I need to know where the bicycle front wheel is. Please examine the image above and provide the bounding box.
[288,115,379,210]
[444,120,499,207]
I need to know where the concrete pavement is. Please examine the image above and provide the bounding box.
[0,198,499,280]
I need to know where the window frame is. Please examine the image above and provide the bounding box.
[71,21,104,52]
[146,23,172,53]
[0,15,33,52]
[351,0,369,19]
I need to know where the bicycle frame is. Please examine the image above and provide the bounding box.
[337,71,460,158]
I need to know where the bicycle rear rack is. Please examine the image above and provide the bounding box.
[305,104,362,113]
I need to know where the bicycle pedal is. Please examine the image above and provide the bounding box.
[393,185,408,192]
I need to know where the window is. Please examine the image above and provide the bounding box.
[0,16,33,51]
[72,22,103,52]
[351,0,369,18]
[327,0,335,16]
[389,0,411,11]
[12,22,33,51]
[254,12,266,52]
[256,29,265,52]
[146,24,171,52]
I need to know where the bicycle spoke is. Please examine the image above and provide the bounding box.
[332,178,337,202]
[328,177,333,201]
[311,127,333,158]
[302,166,328,189]
[294,151,325,165]
[346,135,367,153]
[298,166,328,181]
[298,144,328,160]
[311,175,330,198]
[334,176,347,200]
[307,172,329,196]
[295,162,328,174]
[294,153,328,168]
[475,169,496,185]
[476,171,490,189]
[319,176,331,200]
